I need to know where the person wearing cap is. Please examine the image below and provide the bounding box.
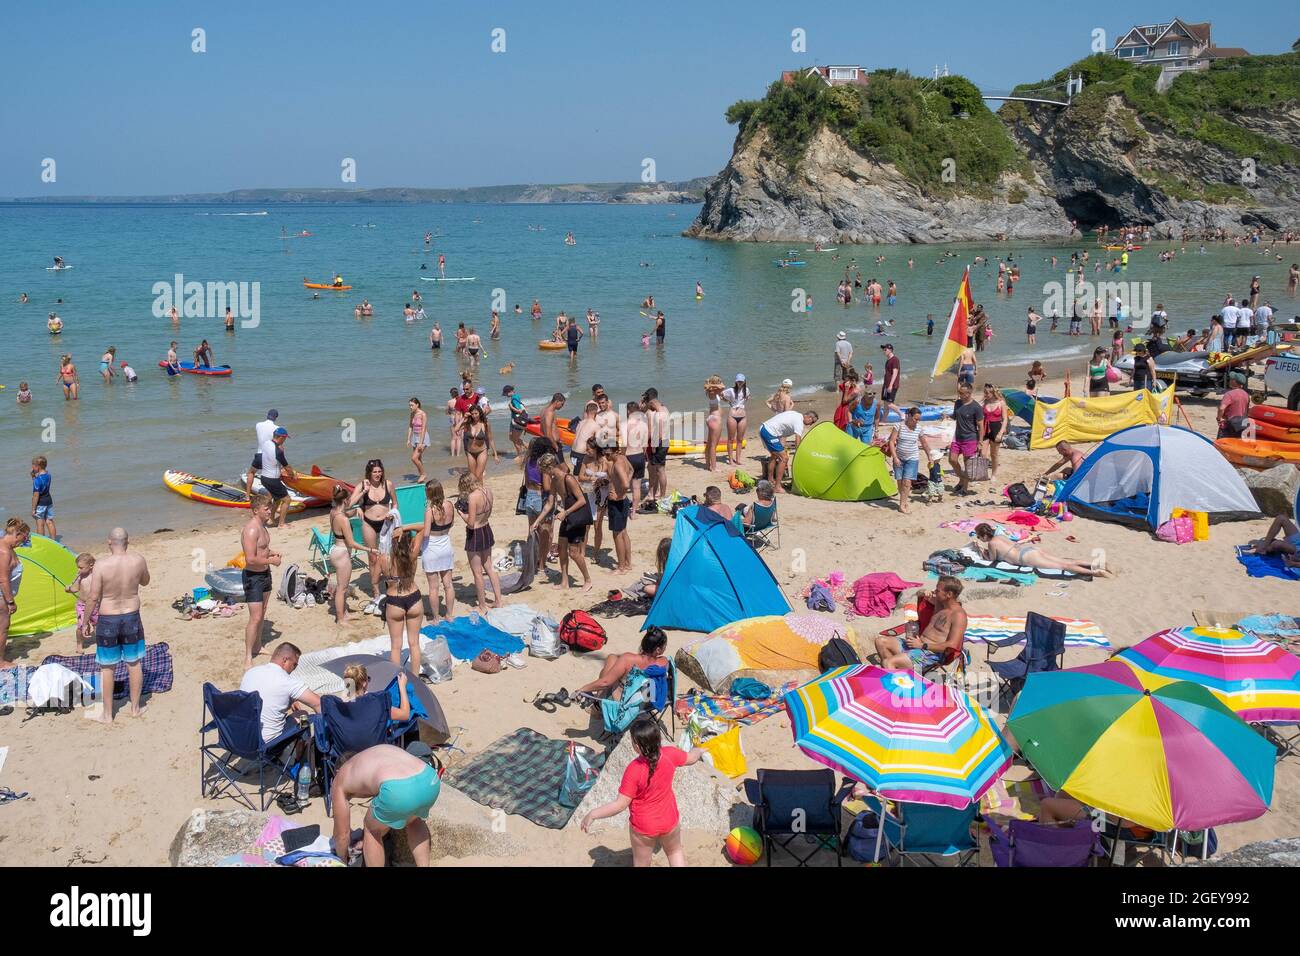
[473,385,491,416]
[833,331,853,385]
[258,427,295,528]
[768,379,794,414]
[1217,371,1252,439]
[703,375,726,472]
[880,343,901,403]
[1130,342,1157,393]
[721,374,749,466]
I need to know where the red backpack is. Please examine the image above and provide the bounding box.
[559,610,607,652]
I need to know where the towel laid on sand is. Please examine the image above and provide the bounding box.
[445,728,589,829]
[1235,546,1300,582]
[975,510,1057,532]
[851,572,922,617]
[889,605,1110,648]
[421,615,525,662]
[685,680,800,725]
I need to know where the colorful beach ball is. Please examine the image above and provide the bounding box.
[725,826,762,865]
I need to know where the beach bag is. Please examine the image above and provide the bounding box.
[1156,516,1194,545]
[424,636,454,683]
[965,455,992,481]
[528,616,563,659]
[1171,508,1209,542]
[818,638,860,673]
[846,810,885,863]
[276,564,304,605]
[1006,483,1034,509]
[471,650,503,675]
[558,742,602,807]
[515,484,528,515]
[559,610,607,652]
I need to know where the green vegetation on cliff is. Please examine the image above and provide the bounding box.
[726,71,1026,195]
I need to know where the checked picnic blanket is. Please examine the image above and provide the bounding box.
[888,605,1110,648]
[685,680,800,725]
[42,642,174,699]
[444,728,599,829]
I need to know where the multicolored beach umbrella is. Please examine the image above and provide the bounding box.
[1008,661,1275,832]
[784,664,1012,809]
[1116,626,1300,725]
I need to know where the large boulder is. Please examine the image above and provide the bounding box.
[170,809,266,866]
[1236,463,1300,517]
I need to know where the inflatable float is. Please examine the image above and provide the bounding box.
[158,361,232,377]
[538,340,567,351]
[163,470,317,511]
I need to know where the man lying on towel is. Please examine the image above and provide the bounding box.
[873,576,966,672]
[331,744,440,866]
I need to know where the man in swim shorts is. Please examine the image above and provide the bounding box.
[624,401,649,513]
[85,527,151,723]
[872,576,967,672]
[331,744,439,866]
[642,390,671,504]
[606,443,634,572]
[241,494,282,669]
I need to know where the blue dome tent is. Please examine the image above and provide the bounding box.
[643,506,790,633]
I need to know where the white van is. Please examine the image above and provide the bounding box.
[1264,350,1300,409]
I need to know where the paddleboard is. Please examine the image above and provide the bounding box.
[420,276,476,282]
[773,260,806,267]
[804,247,839,252]
[46,266,74,271]
[162,470,314,511]
[157,361,232,377]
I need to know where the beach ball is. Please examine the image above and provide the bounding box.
[1106,367,1122,383]
[725,826,763,865]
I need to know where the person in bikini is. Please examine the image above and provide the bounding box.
[384,529,424,675]
[326,485,373,624]
[537,454,593,591]
[348,460,397,608]
[460,403,498,481]
[1246,517,1300,567]
[407,397,430,482]
[420,480,457,622]
[457,471,503,613]
[575,627,669,699]
[972,523,1113,577]
[465,328,483,368]
[872,576,967,672]
[57,354,79,400]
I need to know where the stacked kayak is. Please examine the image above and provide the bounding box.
[1215,439,1300,469]
[163,470,319,510]
[159,361,232,377]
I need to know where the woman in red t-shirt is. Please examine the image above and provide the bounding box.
[581,716,704,866]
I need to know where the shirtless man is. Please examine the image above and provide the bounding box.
[569,401,600,474]
[642,389,671,505]
[593,392,620,450]
[166,341,180,373]
[85,528,151,722]
[540,392,567,461]
[872,576,967,672]
[605,443,634,572]
[241,495,282,669]
[465,328,483,368]
[1042,440,1087,481]
[331,744,439,867]
[624,401,649,515]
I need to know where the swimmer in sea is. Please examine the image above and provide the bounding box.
[489,311,500,340]
[100,346,117,382]
[57,354,79,401]
[18,293,29,304]
[466,328,483,368]
[47,312,63,334]
[166,341,180,374]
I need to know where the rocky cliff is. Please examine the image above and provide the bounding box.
[686,125,1074,243]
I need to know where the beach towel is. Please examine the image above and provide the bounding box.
[39,642,173,699]
[930,567,1037,587]
[806,582,836,612]
[974,510,1057,532]
[684,680,800,725]
[940,519,1034,542]
[444,728,592,829]
[1236,614,1300,637]
[888,605,1110,648]
[1234,546,1300,582]
[588,593,652,619]
[851,572,922,617]
[421,616,525,662]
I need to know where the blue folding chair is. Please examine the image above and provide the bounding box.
[856,795,979,866]
[311,693,390,813]
[199,682,308,811]
[985,611,1066,707]
[753,768,852,866]
[643,660,678,737]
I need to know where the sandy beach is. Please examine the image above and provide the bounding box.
[1,363,1297,868]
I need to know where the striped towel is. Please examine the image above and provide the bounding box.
[894,604,1110,648]
[687,681,801,725]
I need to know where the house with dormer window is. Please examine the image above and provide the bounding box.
[1111,19,1249,89]
[781,65,870,88]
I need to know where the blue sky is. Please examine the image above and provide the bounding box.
[2,1,1294,195]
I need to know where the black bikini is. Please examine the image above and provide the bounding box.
[364,484,393,534]
[386,589,422,613]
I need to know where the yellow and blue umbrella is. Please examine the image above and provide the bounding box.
[1008,661,1275,831]
[784,664,1012,808]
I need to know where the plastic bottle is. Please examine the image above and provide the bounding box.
[513,541,524,567]
[469,609,480,626]
[296,764,312,803]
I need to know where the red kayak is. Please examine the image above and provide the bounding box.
[1250,405,1300,430]
[283,464,355,502]
[158,361,233,377]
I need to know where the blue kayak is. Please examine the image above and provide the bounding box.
[773,260,806,267]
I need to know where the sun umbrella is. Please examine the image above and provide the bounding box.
[1116,626,1300,724]
[1008,661,1275,832]
[784,664,1012,809]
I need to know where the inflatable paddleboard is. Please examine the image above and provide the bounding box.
[46,266,74,271]
[158,361,232,377]
[773,260,806,267]
[162,470,314,511]
[882,405,947,424]
[420,276,476,282]
[805,247,838,252]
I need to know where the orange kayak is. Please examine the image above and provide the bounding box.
[1250,405,1300,429]
[1249,419,1300,443]
[538,340,567,351]
[304,280,351,290]
[1216,438,1300,468]
[283,464,355,502]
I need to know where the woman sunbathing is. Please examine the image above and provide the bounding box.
[574,627,669,700]
[972,523,1114,578]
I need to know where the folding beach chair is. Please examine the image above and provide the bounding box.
[1100,818,1175,866]
[921,645,969,690]
[987,818,1103,867]
[644,659,677,738]
[743,500,780,550]
[310,693,390,814]
[753,768,850,866]
[857,795,980,867]
[199,683,308,812]
[985,611,1065,707]
[307,525,366,578]
[1257,722,1300,762]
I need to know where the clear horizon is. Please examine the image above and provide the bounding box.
[3,1,1294,196]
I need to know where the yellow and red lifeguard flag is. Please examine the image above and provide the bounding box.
[930,266,972,381]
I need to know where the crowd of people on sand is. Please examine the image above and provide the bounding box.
[8,230,1299,867]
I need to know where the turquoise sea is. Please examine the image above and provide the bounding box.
[1,201,1293,540]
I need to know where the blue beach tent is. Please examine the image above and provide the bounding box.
[643,506,791,633]
[1057,424,1258,529]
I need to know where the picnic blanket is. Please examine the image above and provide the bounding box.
[444,728,595,829]
[1235,546,1300,582]
[38,642,174,699]
[421,615,525,662]
[684,680,800,725]
[890,604,1110,648]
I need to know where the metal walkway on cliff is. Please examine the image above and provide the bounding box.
[979,72,1082,108]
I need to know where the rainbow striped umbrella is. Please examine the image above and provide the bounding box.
[1116,626,1300,724]
[784,664,1012,809]
[1008,661,1275,831]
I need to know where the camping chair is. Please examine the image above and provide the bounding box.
[985,611,1066,707]
[199,683,308,812]
[743,500,780,550]
[858,795,980,867]
[987,818,1103,867]
[307,526,365,578]
[575,667,658,746]
[1100,818,1175,866]
[1257,722,1300,762]
[310,693,390,814]
[643,660,677,738]
[921,645,969,690]
[753,768,850,866]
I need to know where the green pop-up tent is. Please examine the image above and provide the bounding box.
[790,422,897,502]
[11,533,79,637]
